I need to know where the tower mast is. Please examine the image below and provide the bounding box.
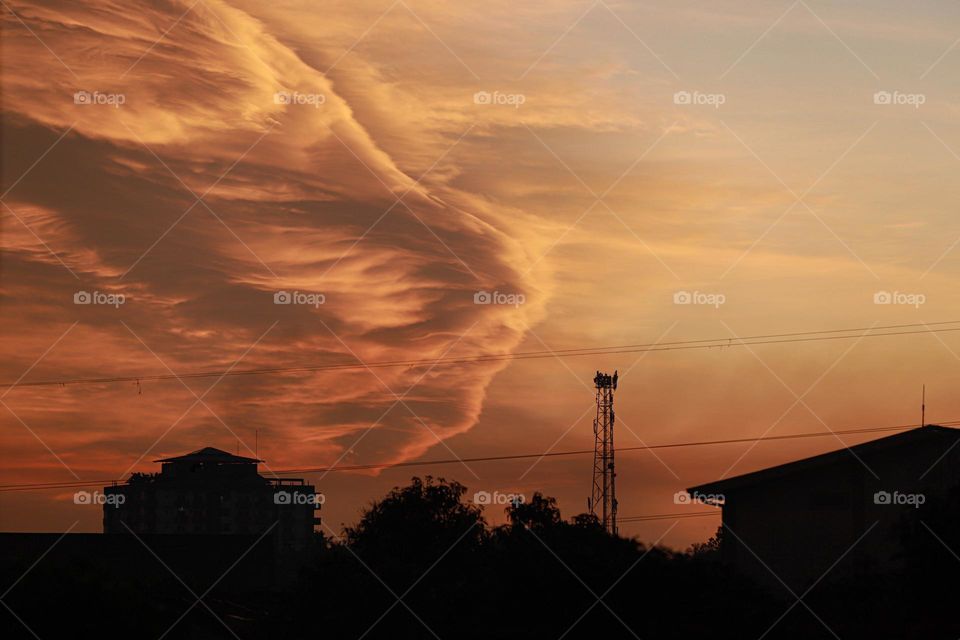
[590,370,618,535]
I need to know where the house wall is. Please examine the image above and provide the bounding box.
[103,477,319,552]
[720,437,960,593]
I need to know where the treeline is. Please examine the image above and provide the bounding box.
[5,476,960,639]
[285,476,770,639]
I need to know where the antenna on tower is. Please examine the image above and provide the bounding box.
[589,370,618,535]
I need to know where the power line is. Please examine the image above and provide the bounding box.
[3,420,952,493]
[618,511,718,523]
[2,320,959,390]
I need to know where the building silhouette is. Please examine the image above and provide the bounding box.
[103,447,320,553]
[686,425,960,591]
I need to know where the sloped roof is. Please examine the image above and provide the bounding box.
[687,425,960,496]
[154,447,262,464]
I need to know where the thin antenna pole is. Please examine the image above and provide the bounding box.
[922,384,926,426]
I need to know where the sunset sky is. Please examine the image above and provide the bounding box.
[3,0,960,549]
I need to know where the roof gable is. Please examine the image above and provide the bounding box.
[154,447,262,464]
[687,425,960,496]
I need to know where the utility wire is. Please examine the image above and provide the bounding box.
[3,420,953,493]
[618,511,718,522]
[2,320,959,390]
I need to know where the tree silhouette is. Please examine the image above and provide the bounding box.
[689,525,722,558]
[345,475,487,560]
[505,491,562,530]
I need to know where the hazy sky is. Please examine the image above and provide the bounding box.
[3,0,960,549]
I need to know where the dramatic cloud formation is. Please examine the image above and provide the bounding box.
[1,0,551,480]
